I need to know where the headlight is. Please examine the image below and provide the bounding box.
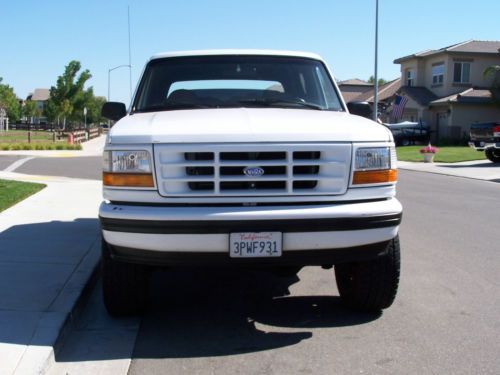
[352,147,397,185]
[355,147,390,170]
[103,150,152,173]
[103,150,154,187]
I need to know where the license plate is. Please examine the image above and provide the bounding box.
[229,232,282,258]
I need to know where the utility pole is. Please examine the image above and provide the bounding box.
[373,0,379,122]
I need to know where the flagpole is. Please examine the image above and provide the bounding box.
[373,0,379,122]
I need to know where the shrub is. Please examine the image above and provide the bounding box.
[68,144,82,150]
[0,142,81,151]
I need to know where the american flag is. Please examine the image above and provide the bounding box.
[391,95,408,122]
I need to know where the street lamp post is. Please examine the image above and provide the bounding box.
[107,64,131,101]
[373,0,379,122]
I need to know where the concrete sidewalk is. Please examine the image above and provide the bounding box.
[0,135,106,158]
[0,172,102,374]
[398,159,500,182]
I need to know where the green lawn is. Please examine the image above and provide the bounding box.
[0,130,82,150]
[396,146,486,163]
[0,130,54,143]
[0,179,46,212]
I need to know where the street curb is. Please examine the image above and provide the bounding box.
[47,239,102,374]
[13,236,102,375]
[50,241,102,360]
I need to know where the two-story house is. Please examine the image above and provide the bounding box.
[337,79,374,103]
[393,40,500,141]
[25,88,50,124]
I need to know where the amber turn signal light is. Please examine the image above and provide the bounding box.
[103,172,154,187]
[352,169,398,185]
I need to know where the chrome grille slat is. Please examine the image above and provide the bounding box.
[161,160,345,167]
[155,143,351,197]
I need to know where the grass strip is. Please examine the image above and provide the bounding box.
[0,130,54,142]
[0,179,46,212]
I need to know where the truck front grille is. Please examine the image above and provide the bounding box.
[154,144,351,197]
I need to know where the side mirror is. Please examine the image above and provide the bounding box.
[347,101,372,119]
[101,102,127,121]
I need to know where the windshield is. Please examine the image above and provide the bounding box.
[132,55,344,113]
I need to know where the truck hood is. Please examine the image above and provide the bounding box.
[108,108,392,144]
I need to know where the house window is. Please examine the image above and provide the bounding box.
[406,69,415,86]
[432,64,444,85]
[453,62,470,83]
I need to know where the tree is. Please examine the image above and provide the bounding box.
[45,61,92,128]
[85,96,106,126]
[22,100,37,123]
[0,77,21,122]
[483,65,500,105]
[368,75,388,86]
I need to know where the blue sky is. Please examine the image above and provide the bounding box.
[1,0,499,105]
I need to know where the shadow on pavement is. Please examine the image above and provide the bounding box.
[130,267,380,359]
[51,267,380,364]
[0,219,100,374]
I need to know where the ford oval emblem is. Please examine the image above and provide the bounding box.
[243,167,265,177]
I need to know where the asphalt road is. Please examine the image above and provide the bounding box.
[49,170,499,375]
[0,155,25,170]
[0,156,101,179]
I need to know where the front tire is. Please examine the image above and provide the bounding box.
[485,148,500,163]
[102,239,149,316]
[335,236,400,311]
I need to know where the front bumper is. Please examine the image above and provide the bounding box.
[469,141,500,151]
[99,198,402,266]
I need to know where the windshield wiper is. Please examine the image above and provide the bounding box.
[238,98,324,110]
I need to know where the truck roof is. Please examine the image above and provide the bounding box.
[150,49,323,61]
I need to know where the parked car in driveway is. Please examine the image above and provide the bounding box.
[469,121,500,163]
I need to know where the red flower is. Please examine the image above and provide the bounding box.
[419,144,438,154]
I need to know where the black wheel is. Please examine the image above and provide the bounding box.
[102,239,149,316]
[335,236,400,311]
[485,148,500,163]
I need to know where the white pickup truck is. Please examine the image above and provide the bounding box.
[100,50,402,316]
